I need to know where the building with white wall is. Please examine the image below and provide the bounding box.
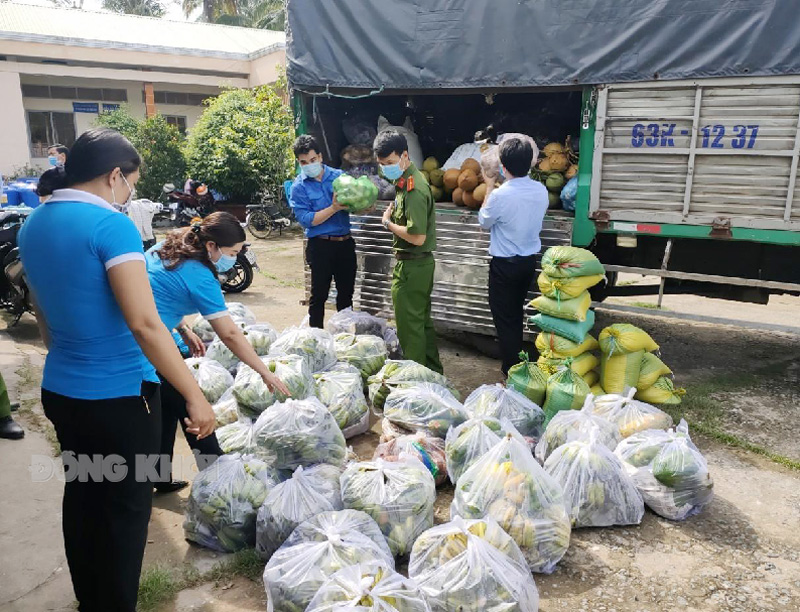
[0,3,285,176]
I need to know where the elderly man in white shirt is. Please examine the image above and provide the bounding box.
[478,138,549,374]
[127,198,161,250]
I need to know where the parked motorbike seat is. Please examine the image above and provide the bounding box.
[3,247,19,268]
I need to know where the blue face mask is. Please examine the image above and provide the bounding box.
[381,163,403,181]
[214,250,237,273]
[301,162,323,179]
[48,156,58,167]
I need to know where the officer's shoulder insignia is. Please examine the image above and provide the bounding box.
[407,176,415,191]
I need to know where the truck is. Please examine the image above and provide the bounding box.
[286,0,800,336]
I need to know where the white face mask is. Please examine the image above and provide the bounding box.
[111,174,136,212]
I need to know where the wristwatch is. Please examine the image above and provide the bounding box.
[383,219,391,230]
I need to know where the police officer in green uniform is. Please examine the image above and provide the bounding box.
[374,130,443,374]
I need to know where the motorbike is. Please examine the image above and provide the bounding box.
[162,181,215,226]
[219,242,258,293]
[245,193,292,240]
[0,210,34,322]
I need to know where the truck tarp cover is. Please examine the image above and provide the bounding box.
[287,0,800,89]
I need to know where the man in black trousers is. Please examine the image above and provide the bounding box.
[478,138,549,374]
[289,135,357,328]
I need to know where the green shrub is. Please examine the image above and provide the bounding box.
[185,85,294,204]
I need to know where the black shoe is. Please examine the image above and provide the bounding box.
[0,416,24,440]
[154,480,189,493]
[10,402,19,412]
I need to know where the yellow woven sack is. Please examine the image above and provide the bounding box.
[540,246,605,278]
[530,291,591,322]
[600,350,645,394]
[598,323,659,355]
[635,376,684,405]
[535,332,599,359]
[590,383,605,396]
[543,367,591,423]
[582,370,599,388]
[637,353,672,391]
[537,272,605,300]
[536,352,598,377]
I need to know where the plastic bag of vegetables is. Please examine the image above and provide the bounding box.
[374,432,448,486]
[543,365,591,424]
[227,302,257,327]
[314,369,370,439]
[615,420,714,521]
[333,174,380,212]
[326,307,388,337]
[216,419,255,454]
[334,333,388,381]
[341,458,436,557]
[380,417,415,443]
[183,453,278,552]
[383,326,403,359]
[191,315,216,344]
[185,358,233,404]
[535,395,620,463]
[263,509,395,612]
[251,397,347,475]
[212,389,241,428]
[255,464,343,560]
[451,433,571,573]
[464,384,545,442]
[368,360,458,414]
[206,323,278,372]
[383,383,467,438]
[326,361,364,378]
[270,325,338,373]
[232,353,314,417]
[506,352,547,406]
[592,388,673,438]
[445,417,522,485]
[544,432,644,528]
[307,560,430,612]
[409,517,540,612]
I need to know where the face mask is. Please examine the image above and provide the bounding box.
[214,248,237,273]
[111,174,136,212]
[48,156,58,167]
[301,162,323,179]
[381,163,403,181]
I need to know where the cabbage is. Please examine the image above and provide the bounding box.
[333,174,379,212]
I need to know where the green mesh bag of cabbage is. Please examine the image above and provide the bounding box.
[333,174,380,212]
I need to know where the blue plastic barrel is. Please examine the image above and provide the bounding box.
[13,182,40,208]
[4,186,21,208]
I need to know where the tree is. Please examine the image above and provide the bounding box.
[215,0,284,30]
[96,107,186,200]
[49,0,85,9]
[103,0,167,17]
[185,83,294,204]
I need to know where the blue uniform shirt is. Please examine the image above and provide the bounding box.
[478,176,549,257]
[18,189,156,399]
[289,165,351,238]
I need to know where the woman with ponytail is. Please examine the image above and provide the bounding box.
[18,128,215,611]
[146,212,290,492]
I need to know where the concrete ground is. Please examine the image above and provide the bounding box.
[1,231,799,611]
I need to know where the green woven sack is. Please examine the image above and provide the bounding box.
[637,353,672,391]
[543,365,591,424]
[540,246,605,279]
[530,291,592,322]
[506,352,547,406]
[529,309,595,344]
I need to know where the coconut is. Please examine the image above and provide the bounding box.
[443,169,461,191]
[543,142,567,157]
[546,173,566,193]
[422,156,440,172]
[452,187,464,206]
[460,158,481,174]
[566,164,578,180]
[462,189,479,209]
[429,168,445,187]
[431,185,444,201]
[473,183,487,203]
[421,170,431,183]
[458,169,479,192]
[548,192,561,208]
[548,152,570,173]
[538,157,553,173]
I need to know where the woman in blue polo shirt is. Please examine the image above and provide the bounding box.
[18,128,215,612]
[146,212,289,492]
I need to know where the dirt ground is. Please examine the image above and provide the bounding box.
[2,231,800,611]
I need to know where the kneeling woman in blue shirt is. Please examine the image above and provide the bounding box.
[146,212,289,492]
[19,128,216,611]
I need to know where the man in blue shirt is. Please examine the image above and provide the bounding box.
[478,138,548,374]
[289,135,356,328]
